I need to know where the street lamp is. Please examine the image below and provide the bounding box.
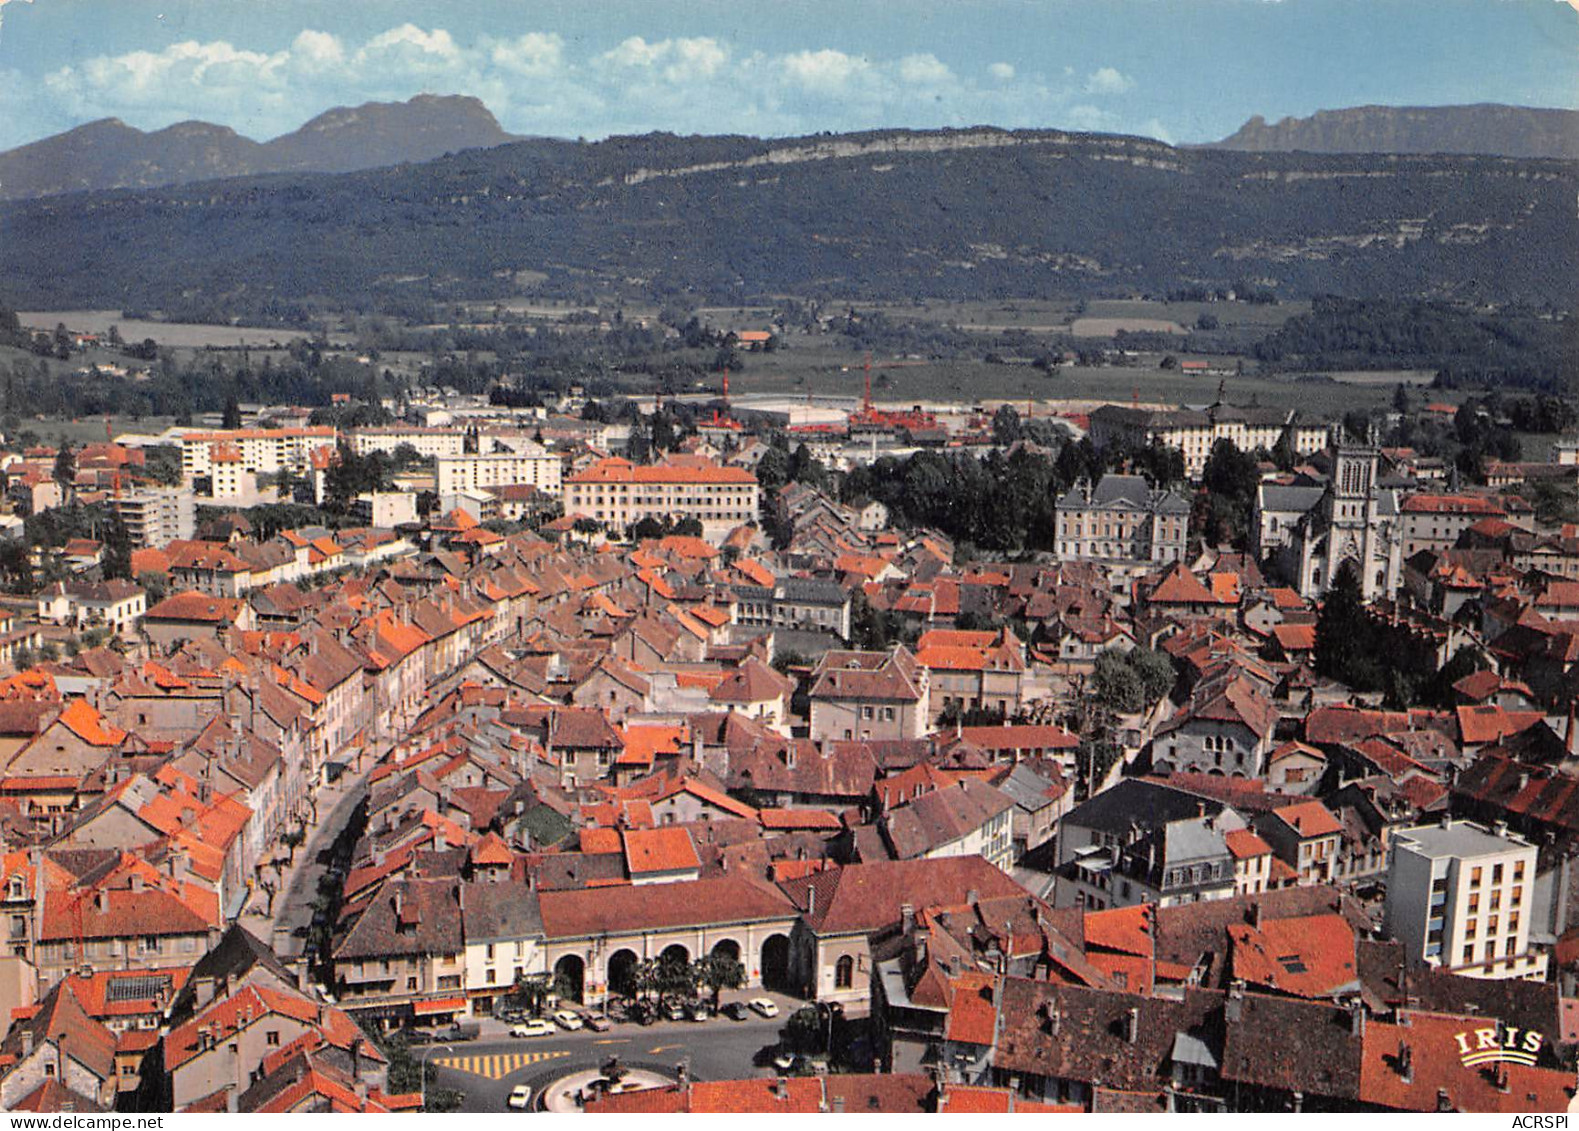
[419,1042,455,1111]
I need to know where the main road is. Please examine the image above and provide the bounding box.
[428,1011,802,1113]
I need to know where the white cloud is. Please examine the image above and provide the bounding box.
[898,53,952,86]
[291,30,345,70]
[1085,66,1133,95]
[22,23,1180,149]
[487,32,564,77]
[780,48,869,92]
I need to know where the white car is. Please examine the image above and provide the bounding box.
[553,1009,584,1031]
[511,1019,554,1039]
[507,1084,533,1110]
[748,998,780,1018]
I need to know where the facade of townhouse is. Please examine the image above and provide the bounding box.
[808,648,930,743]
[1054,475,1190,565]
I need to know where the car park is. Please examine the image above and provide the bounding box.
[511,1019,555,1039]
[553,1009,584,1031]
[748,998,780,1018]
[507,1085,533,1110]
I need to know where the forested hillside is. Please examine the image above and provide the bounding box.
[1,126,1574,317]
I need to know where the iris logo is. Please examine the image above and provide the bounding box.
[1453,1024,1544,1068]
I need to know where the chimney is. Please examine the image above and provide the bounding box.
[20,1028,31,1058]
[900,903,915,934]
[807,887,816,917]
[1349,999,1365,1037]
[1248,901,1263,930]
[1043,1000,1061,1035]
[774,1077,789,1101]
[1436,1088,1453,1113]
[1397,1041,1412,1083]
[831,1096,845,1114]
[966,889,979,907]
[1125,1006,1140,1044]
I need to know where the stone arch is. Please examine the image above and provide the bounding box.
[760,933,792,993]
[553,953,585,1004]
[710,938,742,963]
[659,942,691,966]
[607,948,640,999]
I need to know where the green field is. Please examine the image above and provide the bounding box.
[721,344,1441,419]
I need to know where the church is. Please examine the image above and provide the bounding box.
[1254,430,1404,601]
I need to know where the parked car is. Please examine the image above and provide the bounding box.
[625,1000,655,1026]
[511,1019,555,1039]
[663,999,686,1022]
[507,1085,533,1110]
[553,1009,584,1031]
[496,1008,525,1024]
[748,998,780,1018]
[438,1022,480,1042]
[684,1001,709,1022]
[721,1002,750,1021]
[585,1015,613,1032]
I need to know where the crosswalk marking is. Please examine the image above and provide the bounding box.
[433,1049,571,1079]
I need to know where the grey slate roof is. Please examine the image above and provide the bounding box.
[1258,484,1326,514]
[1062,779,1226,837]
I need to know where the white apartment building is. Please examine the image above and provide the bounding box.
[563,456,760,543]
[1384,819,1547,981]
[110,487,195,549]
[180,426,337,479]
[349,427,467,459]
[436,444,564,497]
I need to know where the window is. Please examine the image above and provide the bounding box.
[1467,918,1478,936]
[1471,867,1483,887]
[266,1030,280,1047]
[407,977,418,991]
[1493,863,1504,885]
[835,955,855,989]
[1514,860,1526,882]
[1506,937,1518,957]
[1462,945,1474,964]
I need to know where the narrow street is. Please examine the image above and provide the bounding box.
[243,758,378,962]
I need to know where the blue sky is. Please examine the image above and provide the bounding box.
[1,0,1574,149]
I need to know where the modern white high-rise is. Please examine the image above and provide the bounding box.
[1384,819,1546,981]
[110,487,196,549]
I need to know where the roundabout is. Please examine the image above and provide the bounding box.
[535,1060,679,1113]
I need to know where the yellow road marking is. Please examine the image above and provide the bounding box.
[433,1049,570,1079]
[592,1038,630,1045]
[649,1044,682,1053]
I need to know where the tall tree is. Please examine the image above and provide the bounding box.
[222,396,242,430]
[52,442,76,500]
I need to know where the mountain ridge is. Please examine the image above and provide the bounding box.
[1210,103,1579,160]
[0,94,519,200]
